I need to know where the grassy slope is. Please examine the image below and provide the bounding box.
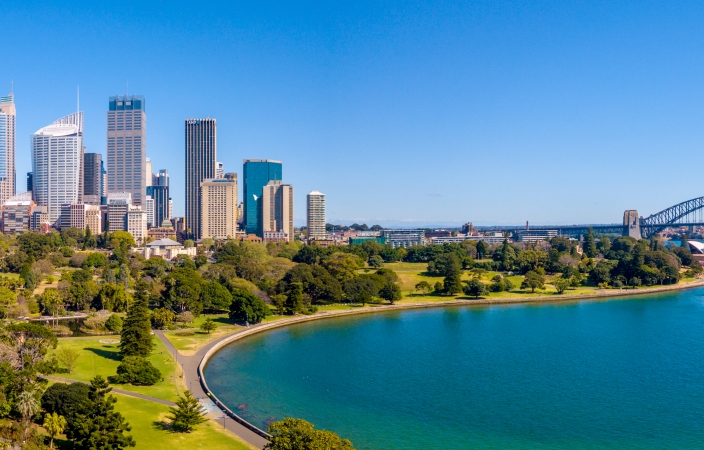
[52,336,183,402]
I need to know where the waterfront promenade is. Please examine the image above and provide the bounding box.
[154,276,704,448]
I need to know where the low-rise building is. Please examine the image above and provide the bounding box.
[148,220,178,241]
[263,230,288,243]
[134,238,197,260]
[515,230,558,243]
[31,206,49,232]
[237,233,263,244]
[381,229,426,248]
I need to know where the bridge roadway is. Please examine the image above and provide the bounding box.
[476,222,704,238]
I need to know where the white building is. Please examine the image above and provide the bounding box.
[145,195,155,228]
[306,191,326,240]
[261,180,294,242]
[0,93,16,205]
[200,178,237,240]
[127,206,147,245]
[31,112,84,224]
[134,238,197,259]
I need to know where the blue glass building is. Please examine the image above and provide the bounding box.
[243,159,282,235]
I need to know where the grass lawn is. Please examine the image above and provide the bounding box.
[50,394,254,450]
[52,336,183,402]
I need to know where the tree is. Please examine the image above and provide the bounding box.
[379,283,402,304]
[43,412,67,449]
[167,390,207,432]
[150,308,176,329]
[476,241,489,259]
[342,278,378,305]
[200,317,217,334]
[120,292,154,357]
[322,253,365,282]
[66,376,135,449]
[200,280,233,311]
[183,239,195,249]
[463,279,486,298]
[229,289,271,323]
[415,281,431,295]
[17,389,39,441]
[443,274,463,295]
[552,278,570,294]
[56,347,80,374]
[105,314,123,333]
[286,282,305,313]
[265,418,354,450]
[112,356,161,386]
[583,228,597,258]
[108,231,136,253]
[521,270,545,293]
[42,382,91,419]
[368,255,383,269]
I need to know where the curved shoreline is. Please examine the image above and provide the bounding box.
[197,278,704,445]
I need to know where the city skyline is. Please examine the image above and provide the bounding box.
[6,2,704,226]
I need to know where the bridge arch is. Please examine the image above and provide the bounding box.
[640,196,704,238]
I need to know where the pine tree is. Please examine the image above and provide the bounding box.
[65,376,135,449]
[167,390,207,432]
[286,282,304,314]
[120,292,154,357]
[583,228,597,258]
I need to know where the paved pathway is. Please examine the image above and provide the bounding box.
[154,330,270,449]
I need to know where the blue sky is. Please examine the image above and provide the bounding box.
[4,1,704,226]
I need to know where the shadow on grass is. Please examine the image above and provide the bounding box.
[85,347,122,361]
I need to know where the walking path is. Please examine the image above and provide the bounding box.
[153,330,270,449]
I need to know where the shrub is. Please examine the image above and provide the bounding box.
[82,310,111,330]
[112,356,161,386]
[175,331,194,337]
[105,314,123,333]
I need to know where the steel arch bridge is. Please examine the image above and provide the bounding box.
[640,196,704,238]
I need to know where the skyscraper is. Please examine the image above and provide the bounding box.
[107,95,146,206]
[0,94,16,204]
[146,185,169,229]
[243,159,282,236]
[31,112,83,223]
[185,118,216,240]
[200,178,237,239]
[307,191,326,239]
[261,180,294,241]
[26,172,32,193]
[155,169,169,187]
[145,157,152,187]
[216,161,224,179]
[83,153,102,205]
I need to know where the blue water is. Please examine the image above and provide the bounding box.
[204,290,704,449]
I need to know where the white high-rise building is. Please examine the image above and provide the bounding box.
[31,112,84,224]
[0,93,16,205]
[215,161,224,179]
[145,195,154,227]
[306,191,326,239]
[200,178,237,240]
[127,206,147,245]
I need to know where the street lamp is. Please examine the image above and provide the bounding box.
[220,414,227,428]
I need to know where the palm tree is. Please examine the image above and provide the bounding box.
[17,390,39,441]
[43,412,67,449]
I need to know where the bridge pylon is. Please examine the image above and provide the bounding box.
[623,210,640,239]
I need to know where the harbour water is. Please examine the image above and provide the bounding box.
[204,289,704,449]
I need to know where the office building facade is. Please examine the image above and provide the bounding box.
[146,185,169,230]
[106,192,131,233]
[261,180,293,241]
[107,95,146,205]
[26,172,32,193]
[185,118,216,240]
[200,178,237,240]
[306,191,326,240]
[83,153,102,205]
[1,192,34,234]
[243,159,282,235]
[31,112,84,224]
[0,94,16,205]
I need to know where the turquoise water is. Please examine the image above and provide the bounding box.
[204,290,704,449]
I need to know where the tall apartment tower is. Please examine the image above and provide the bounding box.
[185,118,216,240]
[200,178,237,239]
[307,191,326,239]
[83,153,102,205]
[31,112,84,223]
[0,94,16,204]
[261,180,294,241]
[243,159,282,236]
[107,95,146,206]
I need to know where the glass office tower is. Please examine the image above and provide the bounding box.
[242,159,282,236]
[107,95,146,206]
[0,93,16,204]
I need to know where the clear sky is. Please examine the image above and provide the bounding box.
[5,1,704,227]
